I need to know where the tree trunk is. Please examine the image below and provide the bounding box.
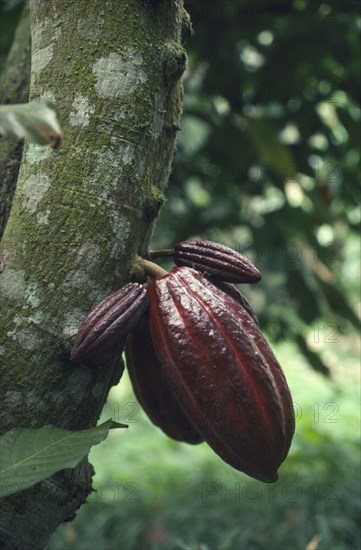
[0,1,189,548]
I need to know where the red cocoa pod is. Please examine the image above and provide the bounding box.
[125,314,203,444]
[210,279,260,326]
[71,283,148,363]
[147,267,295,483]
[173,240,261,283]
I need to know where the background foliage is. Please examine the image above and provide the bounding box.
[154,0,360,376]
[1,0,360,549]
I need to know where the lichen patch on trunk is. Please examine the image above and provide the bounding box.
[26,144,53,164]
[92,51,147,99]
[16,326,42,350]
[21,173,51,214]
[63,309,88,338]
[69,94,95,127]
[37,209,51,225]
[0,269,27,302]
[32,44,54,75]
[32,16,62,47]
[108,214,130,259]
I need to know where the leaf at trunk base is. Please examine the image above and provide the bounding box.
[0,420,126,497]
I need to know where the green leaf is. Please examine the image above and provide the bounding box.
[179,114,211,156]
[0,100,62,148]
[244,117,296,178]
[295,334,330,377]
[0,420,126,498]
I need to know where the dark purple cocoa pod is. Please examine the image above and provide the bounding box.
[210,279,260,326]
[71,283,148,363]
[125,314,202,444]
[173,239,261,283]
[147,267,295,483]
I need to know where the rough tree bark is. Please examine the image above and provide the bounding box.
[0,1,190,548]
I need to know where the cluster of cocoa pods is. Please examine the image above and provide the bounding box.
[71,240,295,483]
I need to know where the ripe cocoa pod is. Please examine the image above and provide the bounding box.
[125,314,203,444]
[147,267,295,483]
[210,279,260,326]
[71,283,148,363]
[173,240,261,283]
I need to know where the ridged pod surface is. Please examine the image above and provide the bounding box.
[211,279,260,326]
[147,267,295,483]
[125,314,203,444]
[71,283,148,363]
[173,240,261,283]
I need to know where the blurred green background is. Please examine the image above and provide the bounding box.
[1,0,360,548]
